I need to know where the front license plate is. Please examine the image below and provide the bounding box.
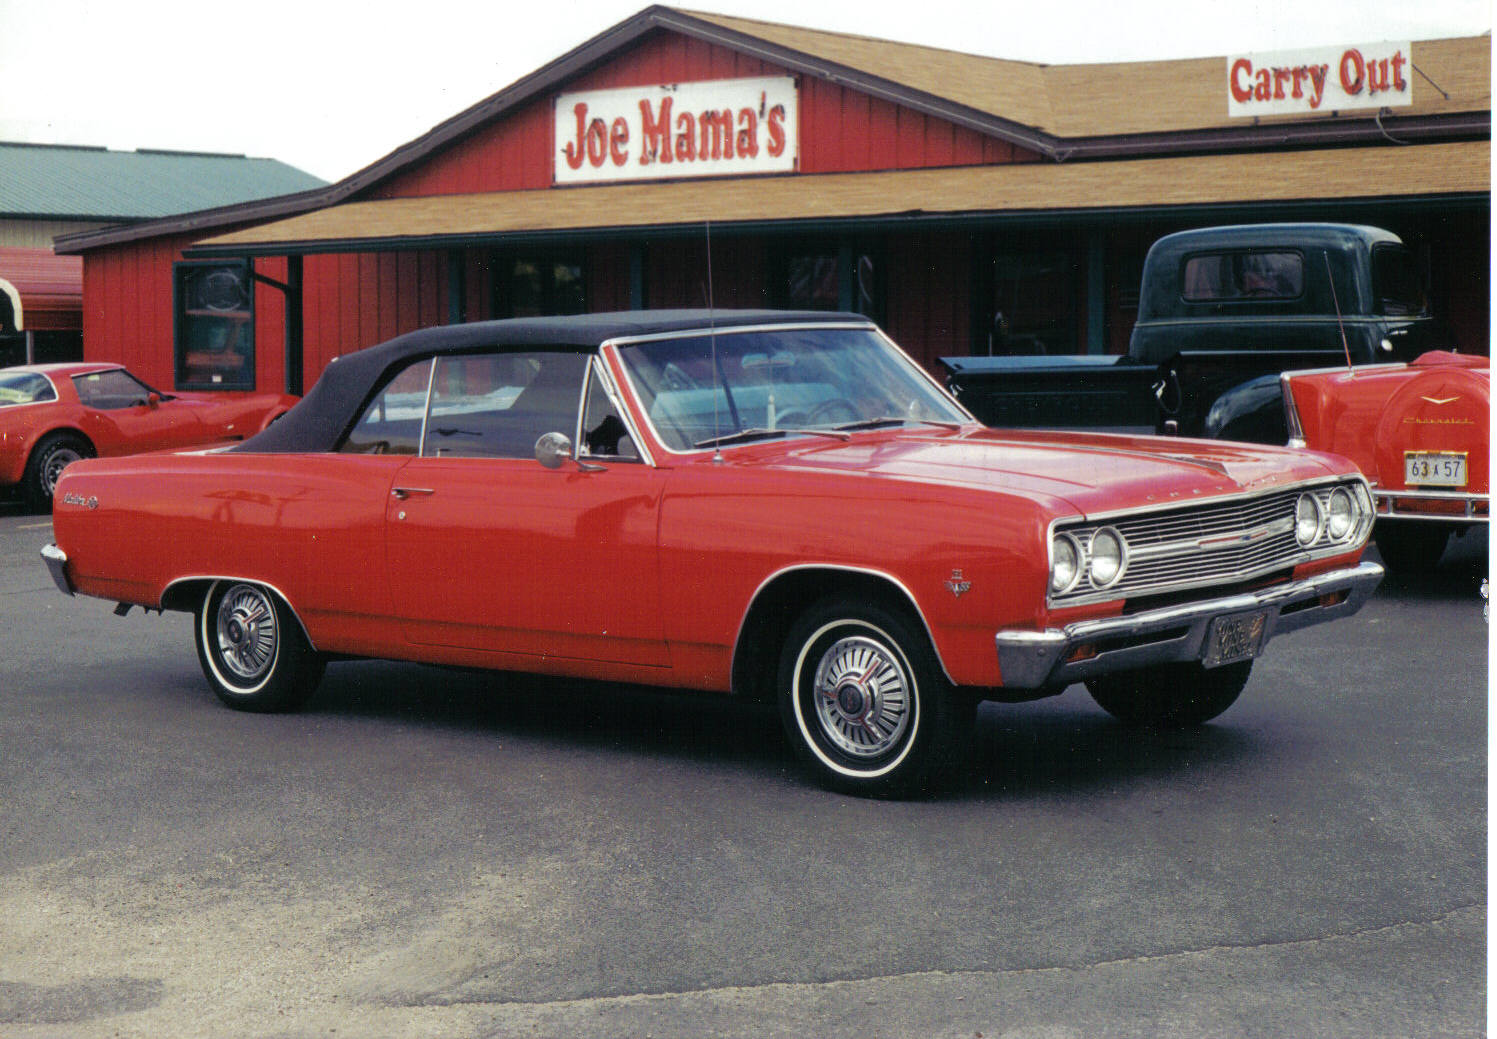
[1404,451,1467,487]
[1202,611,1268,668]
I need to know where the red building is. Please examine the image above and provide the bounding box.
[55,7,1490,397]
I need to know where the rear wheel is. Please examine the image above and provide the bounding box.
[1086,660,1251,728]
[24,432,93,512]
[1372,520,1450,574]
[195,580,324,712]
[778,597,973,797]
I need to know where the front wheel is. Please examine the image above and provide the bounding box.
[778,598,973,797]
[1085,660,1251,728]
[195,580,324,712]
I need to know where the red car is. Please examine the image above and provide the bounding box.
[43,312,1383,796]
[0,362,298,510]
[1281,351,1489,572]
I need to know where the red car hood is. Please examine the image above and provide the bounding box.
[737,426,1347,518]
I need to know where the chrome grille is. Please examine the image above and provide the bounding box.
[1050,483,1367,606]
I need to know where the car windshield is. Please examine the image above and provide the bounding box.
[616,326,969,451]
[0,371,58,407]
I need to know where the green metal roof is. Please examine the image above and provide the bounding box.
[0,142,326,221]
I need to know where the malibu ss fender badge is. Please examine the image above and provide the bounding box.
[61,492,98,510]
[946,568,972,597]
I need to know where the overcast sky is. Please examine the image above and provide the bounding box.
[0,0,1489,183]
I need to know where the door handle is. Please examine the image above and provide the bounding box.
[391,487,436,500]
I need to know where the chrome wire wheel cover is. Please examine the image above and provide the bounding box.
[42,446,83,496]
[215,583,279,683]
[811,634,913,759]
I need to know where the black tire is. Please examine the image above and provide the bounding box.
[1372,520,1450,574]
[195,580,324,712]
[24,432,93,512]
[1085,660,1252,728]
[778,597,973,798]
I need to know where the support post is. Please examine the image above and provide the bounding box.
[285,255,303,396]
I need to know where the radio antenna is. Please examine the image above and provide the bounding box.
[1324,252,1354,370]
[703,220,723,463]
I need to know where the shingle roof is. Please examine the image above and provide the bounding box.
[0,142,326,221]
[53,5,1491,256]
[684,10,1490,138]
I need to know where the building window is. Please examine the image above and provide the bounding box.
[497,256,586,317]
[174,261,255,390]
[775,243,882,320]
[1181,251,1303,302]
[986,249,1082,355]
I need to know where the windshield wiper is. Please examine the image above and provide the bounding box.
[832,416,966,432]
[693,426,851,449]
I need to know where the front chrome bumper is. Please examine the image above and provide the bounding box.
[41,543,74,596]
[996,561,1384,689]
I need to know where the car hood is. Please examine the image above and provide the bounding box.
[733,426,1347,518]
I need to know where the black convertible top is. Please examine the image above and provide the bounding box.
[235,309,865,454]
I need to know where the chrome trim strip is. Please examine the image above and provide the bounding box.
[584,355,656,467]
[414,358,437,457]
[159,575,318,652]
[40,543,73,596]
[998,561,1384,689]
[730,562,956,686]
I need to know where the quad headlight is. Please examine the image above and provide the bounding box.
[1050,533,1081,594]
[1294,492,1324,546]
[1088,527,1126,588]
[1326,487,1356,541]
[1050,527,1128,596]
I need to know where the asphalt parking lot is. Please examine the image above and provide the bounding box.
[0,506,1486,1038]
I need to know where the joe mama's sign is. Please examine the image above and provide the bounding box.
[1227,42,1412,117]
[555,76,798,184]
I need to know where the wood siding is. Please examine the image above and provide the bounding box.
[368,29,1038,200]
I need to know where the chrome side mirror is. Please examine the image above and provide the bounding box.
[535,431,572,469]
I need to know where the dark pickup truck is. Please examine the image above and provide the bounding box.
[941,223,1453,441]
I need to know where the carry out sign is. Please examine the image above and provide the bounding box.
[555,76,798,184]
[1227,43,1413,117]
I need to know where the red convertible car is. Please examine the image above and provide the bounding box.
[1281,351,1489,572]
[1,362,297,510]
[43,312,1383,795]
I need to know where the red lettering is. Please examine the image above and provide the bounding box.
[585,118,608,167]
[638,97,673,165]
[698,109,734,160]
[736,108,758,158]
[1307,65,1329,108]
[1367,57,1391,95]
[766,104,786,157]
[1229,59,1254,102]
[1291,66,1308,99]
[1254,67,1272,101]
[609,117,629,166]
[1340,48,1365,94]
[562,103,589,170]
[674,112,696,161]
[1272,67,1291,99]
[1390,50,1408,92]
